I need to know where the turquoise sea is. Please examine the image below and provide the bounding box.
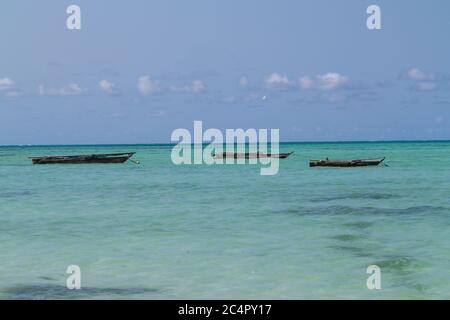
[0,141,449,299]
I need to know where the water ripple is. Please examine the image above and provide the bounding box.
[311,193,399,202]
[277,205,449,216]
[1,284,161,300]
[0,191,35,199]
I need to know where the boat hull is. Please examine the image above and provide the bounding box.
[309,157,385,167]
[214,152,293,159]
[30,152,135,164]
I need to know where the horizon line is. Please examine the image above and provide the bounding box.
[1,138,450,147]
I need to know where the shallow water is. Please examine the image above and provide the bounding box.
[0,142,449,299]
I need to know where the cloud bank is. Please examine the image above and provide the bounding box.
[299,73,349,90]
[171,80,206,93]
[405,68,437,91]
[0,77,16,91]
[0,77,19,97]
[39,83,85,96]
[264,73,293,89]
[99,80,117,94]
[137,76,161,95]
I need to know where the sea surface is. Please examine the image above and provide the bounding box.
[0,142,449,299]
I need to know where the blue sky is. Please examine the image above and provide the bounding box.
[1,0,450,144]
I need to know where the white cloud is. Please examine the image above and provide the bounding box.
[299,72,349,90]
[99,80,116,93]
[0,77,16,91]
[60,84,84,95]
[316,73,349,90]
[264,73,293,89]
[0,77,18,98]
[406,68,434,81]
[138,75,161,95]
[39,83,85,96]
[405,68,437,91]
[171,80,206,93]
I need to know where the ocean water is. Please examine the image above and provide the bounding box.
[0,141,449,300]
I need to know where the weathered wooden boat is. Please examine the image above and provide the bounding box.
[30,152,136,164]
[309,157,385,167]
[214,151,294,159]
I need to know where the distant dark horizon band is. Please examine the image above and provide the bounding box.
[1,139,450,148]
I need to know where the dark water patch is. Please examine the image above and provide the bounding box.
[277,205,448,217]
[330,234,364,242]
[0,191,34,199]
[343,221,374,229]
[380,262,430,295]
[279,206,354,216]
[374,256,418,274]
[327,245,372,258]
[409,283,429,294]
[311,193,399,202]
[2,284,160,300]
[39,276,56,281]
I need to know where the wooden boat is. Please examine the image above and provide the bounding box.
[309,157,385,167]
[30,152,136,164]
[214,151,294,159]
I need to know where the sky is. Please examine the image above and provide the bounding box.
[1,0,450,145]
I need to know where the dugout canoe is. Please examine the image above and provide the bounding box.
[213,151,294,159]
[309,157,385,167]
[30,152,136,164]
